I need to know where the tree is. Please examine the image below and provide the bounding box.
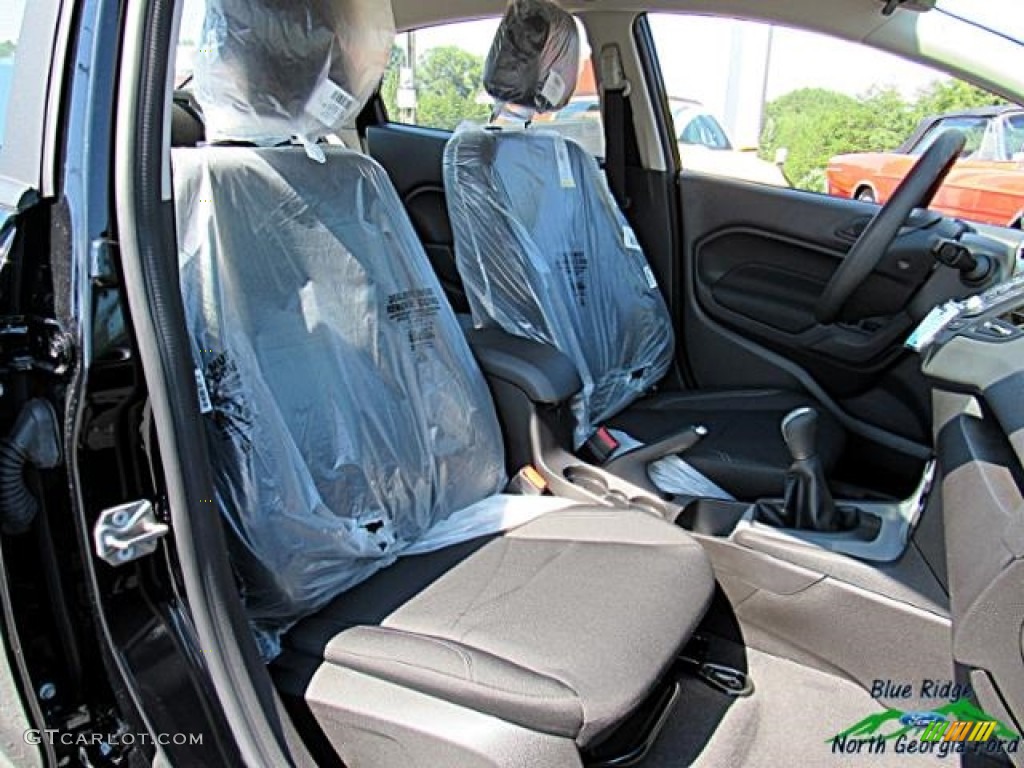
[380,44,404,118]
[760,88,872,190]
[414,46,490,130]
[0,41,16,58]
[759,78,1012,192]
[912,79,1007,119]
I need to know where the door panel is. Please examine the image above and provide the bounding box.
[676,172,963,445]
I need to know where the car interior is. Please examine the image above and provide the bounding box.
[147,0,1024,765]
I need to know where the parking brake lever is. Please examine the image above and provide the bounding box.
[602,425,707,493]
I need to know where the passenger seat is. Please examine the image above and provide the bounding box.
[444,0,845,500]
[172,0,714,764]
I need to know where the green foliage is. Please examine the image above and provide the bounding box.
[913,79,1008,119]
[0,40,16,59]
[760,79,1009,191]
[415,46,490,130]
[380,44,490,130]
[381,44,404,118]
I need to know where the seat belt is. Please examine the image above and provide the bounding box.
[600,44,631,210]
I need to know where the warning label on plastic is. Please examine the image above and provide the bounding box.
[386,288,441,350]
[206,352,254,453]
[559,251,589,306]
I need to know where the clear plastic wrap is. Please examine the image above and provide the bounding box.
[194,0,393,149]
[483,0,580,114]
[444,127,676,447]
[174,145,537,658]
[609,430,734,500]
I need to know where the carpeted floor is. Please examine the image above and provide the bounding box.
[640,645,952,767]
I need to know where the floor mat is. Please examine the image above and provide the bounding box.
[641,647,951,768]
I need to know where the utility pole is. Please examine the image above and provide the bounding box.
[398,30,418,124]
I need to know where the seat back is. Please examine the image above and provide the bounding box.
[173,0,506,656]
[175,146,506,653]
[444,0,674,447]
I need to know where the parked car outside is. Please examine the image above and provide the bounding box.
[827,106,1024,227]
[670,99,790,187]
[540,94,789,186]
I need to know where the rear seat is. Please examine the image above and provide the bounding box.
[172,0,715,763]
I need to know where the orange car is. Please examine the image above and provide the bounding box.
[826,106,1024,229]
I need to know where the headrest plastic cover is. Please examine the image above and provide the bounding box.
[483,0,580,114]
[194,0,394,146]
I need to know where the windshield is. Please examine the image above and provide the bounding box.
[937,0,1024,46]
[1006,114,1024,157]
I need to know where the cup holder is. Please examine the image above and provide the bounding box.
[564,465,610,497]
[564,466,667,516]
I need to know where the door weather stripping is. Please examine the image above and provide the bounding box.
[93,499,168,565]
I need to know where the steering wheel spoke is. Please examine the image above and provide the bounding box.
[816,130,966,324]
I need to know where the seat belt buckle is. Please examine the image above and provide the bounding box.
[583,426,620,465]
[507,465,549,496]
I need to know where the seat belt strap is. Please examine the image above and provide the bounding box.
[600,44,630,210]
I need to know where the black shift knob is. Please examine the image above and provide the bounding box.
[781,407,818,462]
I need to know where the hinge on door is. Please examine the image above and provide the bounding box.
[0,316,73,376]
[93,500,168,566]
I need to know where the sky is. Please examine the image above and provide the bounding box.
[0,0,25,44]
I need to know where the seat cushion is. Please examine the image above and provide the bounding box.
[278,507,714,747]
[610,389,845,500]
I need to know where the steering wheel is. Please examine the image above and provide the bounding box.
[816,129,967,324]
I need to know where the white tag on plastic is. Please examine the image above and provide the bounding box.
[305,78,357,128]
[540,70,567,107]
[643,265,659,290]
[623,226,641,251]
[905,302,959,351]
[554,138,576,189]
[297,135,327,164]
[194,368,213,414]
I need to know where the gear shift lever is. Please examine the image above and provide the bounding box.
[756,407,856,532]
[782,407,818,463]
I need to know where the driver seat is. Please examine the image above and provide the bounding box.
[443,0,844,499]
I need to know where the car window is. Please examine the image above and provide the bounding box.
[647,13,1022,228]
[910,116,990,157]
[1004,115,1024,158]
[382,18,603,156]
[679,114,731,150]
[0,0,27,150]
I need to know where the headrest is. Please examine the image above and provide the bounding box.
[483,0,580,115]
[194,0,394,151]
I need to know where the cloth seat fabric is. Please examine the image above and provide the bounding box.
[281,507,714,747]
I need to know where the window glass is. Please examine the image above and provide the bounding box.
[0,0,27,149]
[648,13,1022,228]
[382,18,603,155]
[909,116,989,157]
[937,0,1024,47]
[1006,115,1024,158]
